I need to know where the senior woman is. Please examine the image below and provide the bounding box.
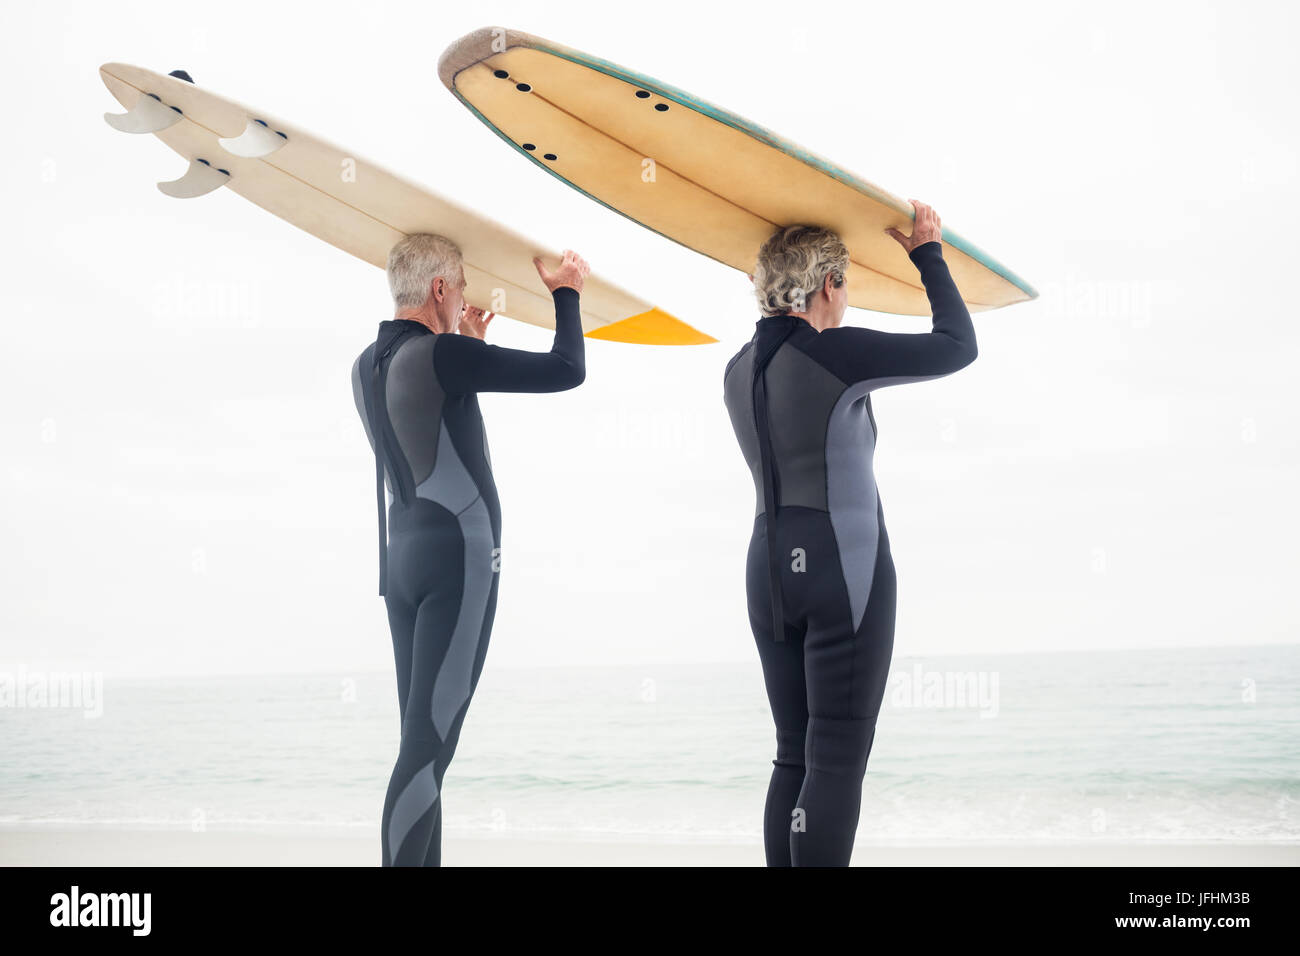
[722,200,977,866]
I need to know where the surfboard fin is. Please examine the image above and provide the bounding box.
[219,118,288,158]
[157,158,230,198]
[104,93,181,134]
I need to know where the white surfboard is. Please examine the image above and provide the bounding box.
[100,63,716,345]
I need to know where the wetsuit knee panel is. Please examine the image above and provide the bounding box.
[806,715,877,777]
[398,719,443,747]
[774,728,805,768]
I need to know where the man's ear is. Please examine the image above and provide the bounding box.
[747,274,754,284]
[430,276,443,302]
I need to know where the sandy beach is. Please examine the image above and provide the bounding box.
[2,828,1296,866]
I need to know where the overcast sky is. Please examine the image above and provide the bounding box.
[2,0,1296,677]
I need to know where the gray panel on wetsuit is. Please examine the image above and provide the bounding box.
[388,760,438,862]
[350,352,380,464]
[412,418,493,737]
[825,368,955,633]
[431,495,494,738]
[416,424,480,513]
[352,347,402,496]
[825,380,880,634]
[764,344,846,514]
[722,344,761,507]
[385,335,444,486]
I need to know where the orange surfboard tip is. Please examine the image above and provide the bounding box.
[584,308,717,346]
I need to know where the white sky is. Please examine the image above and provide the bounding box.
[2,0,1297,677]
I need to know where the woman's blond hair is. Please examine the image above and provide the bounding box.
[752,225,848,316]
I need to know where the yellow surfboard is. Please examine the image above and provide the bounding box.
[439,28,1037,316]
[99,63,715,345]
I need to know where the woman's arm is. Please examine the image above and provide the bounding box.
[815,240,976,387]
[811,201,976,388]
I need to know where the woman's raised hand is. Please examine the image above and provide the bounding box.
[885,199,942,253]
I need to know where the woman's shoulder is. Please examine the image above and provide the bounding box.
[722,339,755,382]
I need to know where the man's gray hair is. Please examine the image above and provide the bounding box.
[387,234,464,310]
[752,225,849,316]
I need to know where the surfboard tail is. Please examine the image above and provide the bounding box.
[586,309,717,346]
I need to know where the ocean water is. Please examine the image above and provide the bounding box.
[1,645,1297,844]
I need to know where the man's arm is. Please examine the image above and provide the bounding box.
[812,240,977,387]
[433,287,586,393]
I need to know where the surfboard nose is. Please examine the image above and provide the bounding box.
[437,26,526,90]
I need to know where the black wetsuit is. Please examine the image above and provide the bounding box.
[350,287,585,866]
[721,241,976,866]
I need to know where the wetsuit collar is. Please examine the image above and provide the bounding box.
[378,317,433,336]
[757,313,811,330]
[374,318,431,361]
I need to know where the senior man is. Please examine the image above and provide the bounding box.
[351,235,589,866]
